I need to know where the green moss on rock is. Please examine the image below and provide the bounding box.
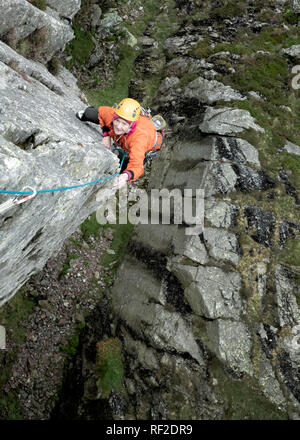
[95,338,124,398]
[210,359,288,420]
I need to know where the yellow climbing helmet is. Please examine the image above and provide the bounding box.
[115,98,141,122]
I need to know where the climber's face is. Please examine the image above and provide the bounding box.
[113,117,131,135]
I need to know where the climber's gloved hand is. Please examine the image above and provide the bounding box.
[112,173,129,191]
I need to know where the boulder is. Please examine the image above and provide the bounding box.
[206,320,253,376]
[0,0,74,63]
[199,107,265,135]
[124,28,138,48]
[184,76,245,104]
[90,4,102,27]
[175,136,260,166]
[166,56,214,77]
[172,229,209,264]
[46,0,81,20]
[162,157,274,197]
[258,352,287,409]
[203,227,241,265]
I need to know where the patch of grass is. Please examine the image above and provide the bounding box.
[0,386,23,420]
[211,0,248,19]
[100,223,134,274]
[95,338,124,398]
[60,321,85,356]
[69,237,82,248]
[192,25,300,60]
[276,239,300,267]
[16,27,48,62]
[28,0,47,10]
[0,289,35,346]
[223,54,289,105]
[80,213,102,241]
[67,25,95,66]
[86,44,137,106]
[188,36,215,59]
[86,0,180,107]
[179,71,199,88]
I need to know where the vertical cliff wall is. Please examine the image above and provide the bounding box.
[0,1,119,305]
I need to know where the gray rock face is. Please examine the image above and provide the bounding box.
[205,199,239,228]
[274,265,300,328]
[184,266,244,319]
[163,35,203,56]
[132,223,179,254]
[244,206,276,247]
[0,41,118,305]
[290,0,300,12]
[184,76,245,104]
[46,0,81,20]
[203,227,240,265]
[173,229,209,264]
[111,256,204,365]
[199,107,265,135]
[99,9,123,28]
[0,0,74,63]
[90,4,102,27]
[207,320,253,376]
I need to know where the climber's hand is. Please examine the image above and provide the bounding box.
[101,136,111,150]
[113,173,129,190]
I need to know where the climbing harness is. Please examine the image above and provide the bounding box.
[0,156,125,215]
[0,186,37,215]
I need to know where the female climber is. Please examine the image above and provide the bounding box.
[76,98,164,190]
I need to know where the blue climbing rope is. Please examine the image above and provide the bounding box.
[0,155,125,195]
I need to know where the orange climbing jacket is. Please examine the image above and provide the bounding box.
[98,106,163,181]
